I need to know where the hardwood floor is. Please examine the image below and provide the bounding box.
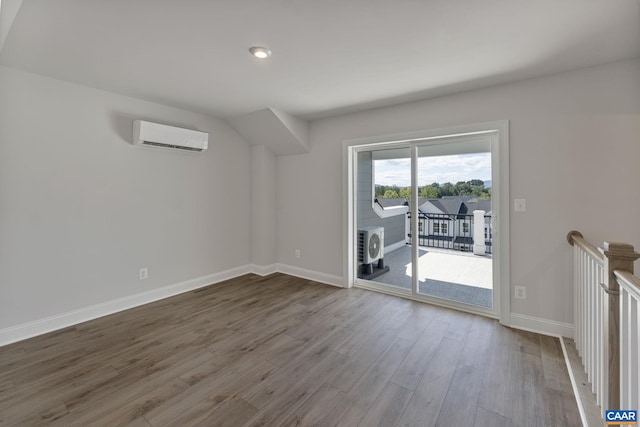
[0,273,580,426]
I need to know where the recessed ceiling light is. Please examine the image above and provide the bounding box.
[249,46,271,59]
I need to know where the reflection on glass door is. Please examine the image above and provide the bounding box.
[355,147,411,291]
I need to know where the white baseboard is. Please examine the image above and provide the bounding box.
[4,263,577,347]
[0,264,251,347]
[560,338,589,427]
[384,240,407,254]
[276,263,345,288]
[250,264,278,276]
[509,313,574,338]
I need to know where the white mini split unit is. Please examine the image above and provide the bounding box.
[132,120,209,152]
[358,226,384,264]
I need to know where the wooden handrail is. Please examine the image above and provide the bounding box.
[567,230,604,265]
[614,270,640,298]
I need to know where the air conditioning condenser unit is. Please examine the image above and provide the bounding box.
[358,226,384,264]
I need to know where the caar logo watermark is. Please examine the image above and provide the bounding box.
[605,410,637,425]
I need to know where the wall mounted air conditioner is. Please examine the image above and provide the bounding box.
[132,120,208,152]
[358,226,384,264]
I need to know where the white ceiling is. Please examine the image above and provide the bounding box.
[1,0,639,120]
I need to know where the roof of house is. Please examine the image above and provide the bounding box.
[375,198,408,209]
[463,198,492,216]
[376,195,491,215]
[418,195,491,216]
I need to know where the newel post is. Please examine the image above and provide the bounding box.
[601,241,640,411]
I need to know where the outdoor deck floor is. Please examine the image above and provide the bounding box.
[372,245,493,308]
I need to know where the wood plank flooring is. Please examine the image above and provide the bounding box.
[0,273,581,426]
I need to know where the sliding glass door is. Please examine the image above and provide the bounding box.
[351,132,500,316]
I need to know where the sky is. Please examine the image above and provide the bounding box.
[374,153,491,187]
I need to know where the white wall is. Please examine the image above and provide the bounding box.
[250,145,277,268]
[0,0,23,52]
[2,58,638,337]
[277,58,640,325]
[0,66,251,330]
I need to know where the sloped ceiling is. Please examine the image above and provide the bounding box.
[229,108,309,156]
[1,0,639,151]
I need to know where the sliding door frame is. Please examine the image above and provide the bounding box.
[342,121,510,325]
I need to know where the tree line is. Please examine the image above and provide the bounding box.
[375,179,490,200]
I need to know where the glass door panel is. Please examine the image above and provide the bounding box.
[415,139,494,308]
[355,147,412,291]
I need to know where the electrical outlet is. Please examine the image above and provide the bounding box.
[295,249,301,258]
[139,267,148,280]
[515,285,526,299]
[514,198,526,212]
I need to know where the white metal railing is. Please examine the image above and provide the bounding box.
[615,270,640,413]
[568,230,640,418]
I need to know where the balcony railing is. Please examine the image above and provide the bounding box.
[406,212,492,254]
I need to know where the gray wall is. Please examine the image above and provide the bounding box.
[356,151,406,251]
[2,57,639,335]
[0,66,251,329]
[250,145,277,267]
[277,58,640,325]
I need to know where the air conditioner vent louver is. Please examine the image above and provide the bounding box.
[133,120,208,151]
[358,226,384,264]
[140,141,203,151]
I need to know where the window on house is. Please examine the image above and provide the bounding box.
[418,222,423,232]
[463,223,469,233]
[441,223,448,234]
[433,223,440,234]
